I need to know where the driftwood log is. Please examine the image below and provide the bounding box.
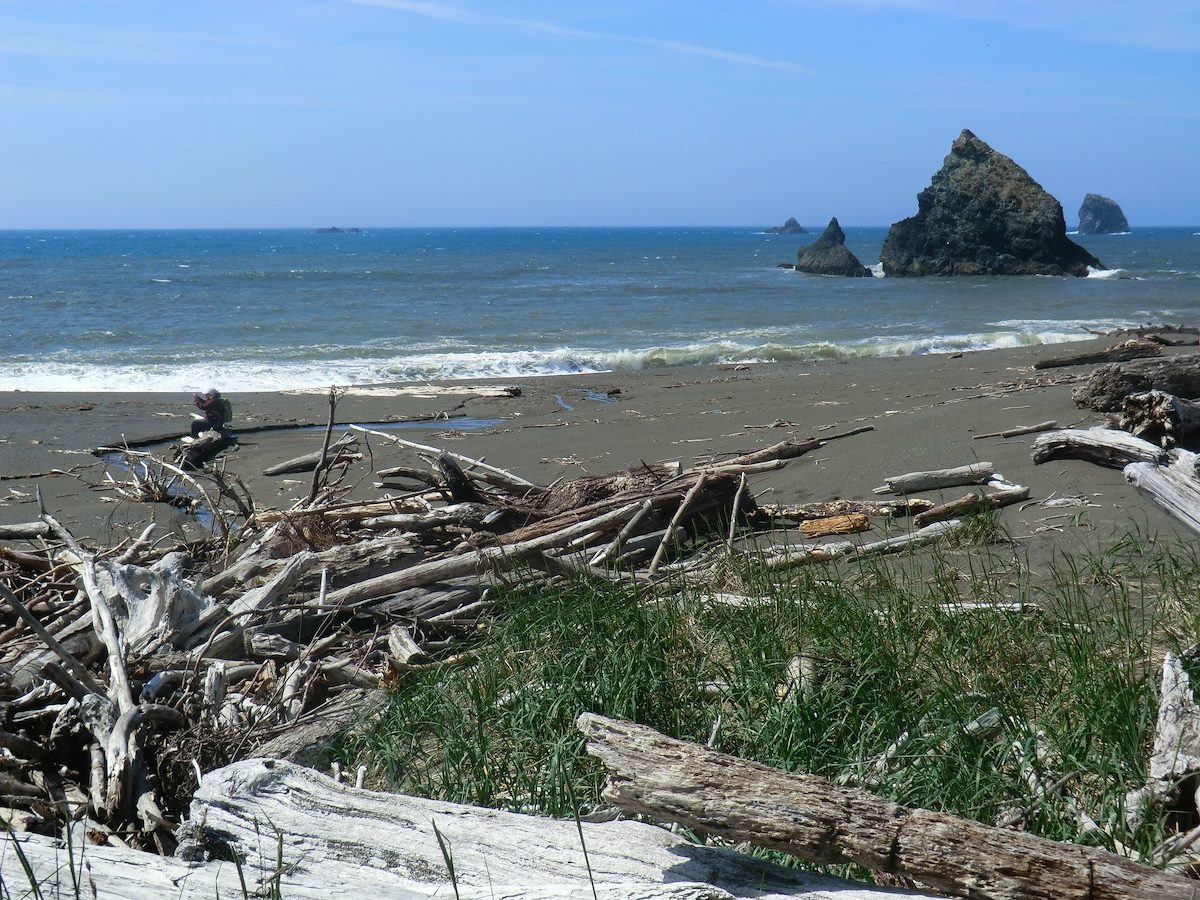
[1031,427,1169,469]
[263,432,358,476]
[1033,339,1161,370]
[577,713,1198,900]
[911,484,1029,528]
[1073,354,1200,413]
[1120,391,1200,448]
[1124,451,1200,535]
[0,757,932,900]
[873,462,994,495]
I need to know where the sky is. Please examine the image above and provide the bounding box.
[1,0,1197,228]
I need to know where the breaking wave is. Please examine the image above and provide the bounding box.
[0,328,1103,392]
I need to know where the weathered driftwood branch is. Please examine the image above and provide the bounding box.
[973,420,1058,440]
[1033,338,1161,370]
[350,425,546,494]
[1120,390,1200,448]
[873,462,994,495]
[264,432,357,476]
[577,713,1196,900]
[325,500,644,608]
[762,519,964,568]
[648,472,708,577]
[911,485,1030,528]
[1073,353,1200,413]
[1031,427,1169,468]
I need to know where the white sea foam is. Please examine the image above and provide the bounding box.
[1087,266,1126,279]
[0,327,1116,393]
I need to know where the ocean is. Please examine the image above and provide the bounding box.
[2,226,1198,393]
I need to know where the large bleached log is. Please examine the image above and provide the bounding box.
[0,757,937,900]
[1124,450,1200,535]
[1031,426,1169,468]
[1073,353,1200,413]
[577,713,1196,900]
[873,462,993,495]
[1125,653,1200,834]
[1120,390,1200,448]
[1033,338,1161,370]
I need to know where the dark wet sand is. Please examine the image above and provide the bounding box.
[0,340,1188,562]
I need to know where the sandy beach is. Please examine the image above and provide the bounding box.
[1,338,1189,563]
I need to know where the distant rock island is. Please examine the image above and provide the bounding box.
[315,226,361,234]
[1078,194,1129,234]
[795,218,872,277]
[765,217,807,235]
[880,129,1102,277]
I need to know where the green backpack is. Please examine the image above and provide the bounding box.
[216,397,234,426]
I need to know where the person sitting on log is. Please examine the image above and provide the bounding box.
[189,387,234,439]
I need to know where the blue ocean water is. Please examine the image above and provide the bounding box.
[2,226,1198,392]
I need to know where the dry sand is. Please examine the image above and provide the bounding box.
[0,340,1189,565]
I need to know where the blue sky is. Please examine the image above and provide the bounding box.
[1,0,1196,227]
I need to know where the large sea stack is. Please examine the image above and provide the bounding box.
[881,130,1102,277]
[1078,193,1129,234]
[795,218,872,277]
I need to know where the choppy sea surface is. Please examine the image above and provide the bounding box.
[2,226,1198,392]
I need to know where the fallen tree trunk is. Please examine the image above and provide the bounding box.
[911,485,1030,528]
[873,462,994,495]
[0,757,936,900]
[1031,427,1169,468]
[577,713,1197,900]
[1073,354,1200,413]
[1120,391,1200,448]
[1124,450,1200,535]
[1033,339,1161,370]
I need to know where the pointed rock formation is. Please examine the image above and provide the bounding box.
[765,216,808,234]
[1078,193,1130,234]
[881,130,1102,276]
[795,218,873,277]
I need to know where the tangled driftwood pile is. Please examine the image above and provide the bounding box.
[1033,350,1200,535]
[6,343,1200,896]
[4,395,962,850]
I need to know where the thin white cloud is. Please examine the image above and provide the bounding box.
[345,0,803,71]
[343,0,475,23]
[783,0,1200,51]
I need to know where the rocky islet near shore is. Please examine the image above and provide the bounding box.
[1078,193,1130,234]
[784,129,1106,277]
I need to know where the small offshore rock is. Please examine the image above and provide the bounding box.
[765,217,808,234]
[1078,193,1130,234]
[795,218,872,277]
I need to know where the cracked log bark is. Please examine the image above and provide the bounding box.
[1120,391,1200,448]
[1033,338,1161,370]
[1031,427,1169,468]
[1074,354,1200,413]
[1124,450,1200,536]
[577,713,1198,900]
[0,757,938,900]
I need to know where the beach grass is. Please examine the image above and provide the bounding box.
[336,517,1199,872]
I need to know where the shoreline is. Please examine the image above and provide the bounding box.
[1,340,1190,560]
